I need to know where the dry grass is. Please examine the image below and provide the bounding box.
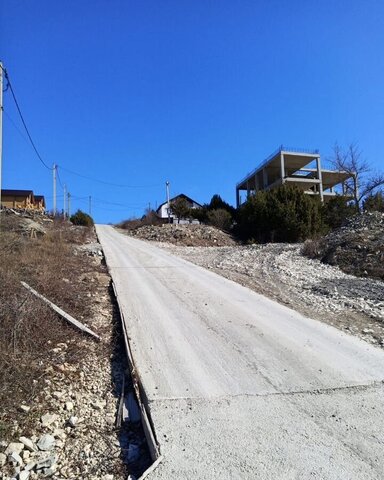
[0,214,98,439]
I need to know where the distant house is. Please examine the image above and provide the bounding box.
[1,190,46,211]
[34,195,46,211]
[156,194,202,224]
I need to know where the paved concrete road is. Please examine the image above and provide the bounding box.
[96,225,384,479]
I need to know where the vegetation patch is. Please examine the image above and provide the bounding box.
[0,213,99,439]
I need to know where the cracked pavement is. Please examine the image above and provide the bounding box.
[97,225,384,479]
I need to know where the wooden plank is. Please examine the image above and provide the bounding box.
[21,281,100,341]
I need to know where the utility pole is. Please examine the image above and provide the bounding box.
[63,184,67,219]
[0,62,3,217]
[166,181,170,223]
[53,163,57,216]
[89,196,92,216]
[67,192,71,218]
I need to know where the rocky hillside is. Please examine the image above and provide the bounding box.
[0,211,150,480]
[304,212,384,280]
[120,224,237,247]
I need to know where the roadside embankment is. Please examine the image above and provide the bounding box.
[0,212,151,480]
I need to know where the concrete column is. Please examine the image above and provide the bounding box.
[280,152,285,183]
[236,188,240,208]
[316,156,324,202]
[263,169,268,188]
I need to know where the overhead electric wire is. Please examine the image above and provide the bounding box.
[58,165,163,189]
[3,108,31,145]
[92,196,145,207]
[1,65,52,171]
[70,194,146,211]
[1,65,161,214]
[56,167,64,189]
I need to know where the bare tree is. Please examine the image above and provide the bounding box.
[330,143,384,212]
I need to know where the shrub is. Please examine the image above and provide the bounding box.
[322,196,355,229]
[189,206,208,223]
[208,194,236,217]
[117,210,162,230]
[207,209,232,231]
[363,191,384,212]
[236,185,324,243]
[70,210,94,227]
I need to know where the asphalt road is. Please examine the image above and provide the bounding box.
[96,225,384,479]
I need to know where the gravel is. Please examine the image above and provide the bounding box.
[0,233,151,480]
[119,224,236,247]
[304,211,384,280]
[158,242,384,346]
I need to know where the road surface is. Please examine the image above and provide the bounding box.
[96,225,384,479]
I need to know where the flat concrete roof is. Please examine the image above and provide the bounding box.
[237,147,320,189]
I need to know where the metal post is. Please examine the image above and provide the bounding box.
[166,181,170,223]
[0,63,3,216]
[53,163,57,216]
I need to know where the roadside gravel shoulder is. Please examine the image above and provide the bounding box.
[157,242,384,348]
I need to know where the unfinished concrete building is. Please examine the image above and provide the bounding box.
[236,146,354,207]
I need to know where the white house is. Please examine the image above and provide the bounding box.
[156,194,203,224]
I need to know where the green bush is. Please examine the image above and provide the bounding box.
[363,191,384,212]
[208,194,236,217]
[322,196,355,229]
[70,210,94,227]
[236,185,324,243]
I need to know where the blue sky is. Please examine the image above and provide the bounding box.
[1,0,384,223]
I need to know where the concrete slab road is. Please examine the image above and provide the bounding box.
[96,225,384,480]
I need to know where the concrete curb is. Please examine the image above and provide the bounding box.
[111,281,163,476]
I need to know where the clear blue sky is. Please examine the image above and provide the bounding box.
[1,0,384,223]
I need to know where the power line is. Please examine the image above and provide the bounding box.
[92,196,146,207]
[56,167,64,189]
[1,65,162,200]
[70,194,146,211]
[1,65,52,171]
[3,108,31,145]
[58,164,162,189]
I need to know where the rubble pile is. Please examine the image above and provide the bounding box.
[312,212,384,280]
[123,224,236,247]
